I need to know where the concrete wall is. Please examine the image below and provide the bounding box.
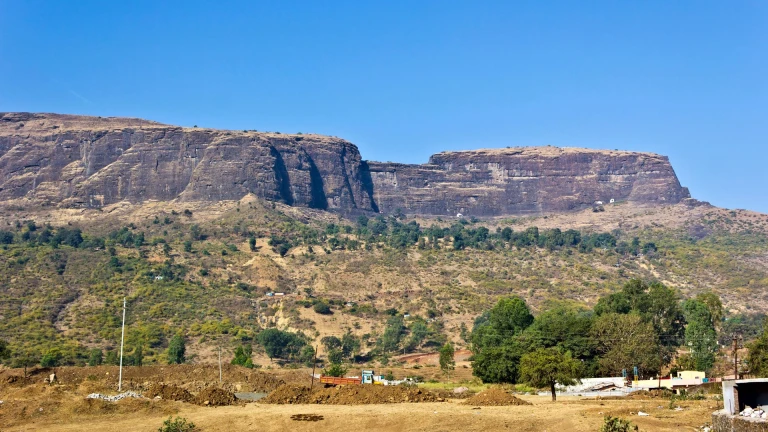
[713,411,768,432]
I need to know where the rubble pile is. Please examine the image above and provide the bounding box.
[86,391,142,402]
[144,384,193,402]
[739,406,767,419]
[194,387,237,406]
[462,389,532,406]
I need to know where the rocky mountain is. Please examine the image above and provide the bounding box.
[0,113,690,216]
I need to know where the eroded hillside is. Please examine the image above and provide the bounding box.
[0,197,766,365]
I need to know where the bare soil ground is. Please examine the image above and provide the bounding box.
[0,365,721,431]
[0,395,719,432]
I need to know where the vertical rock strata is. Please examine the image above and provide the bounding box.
[0,113,375,211]
[0,113,689,216]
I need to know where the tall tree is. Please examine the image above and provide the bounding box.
[696,291,724,330]
[591,313,661,377]
[747,317,768,377]
[595,279,685,362]
[439,343,455,375]
[167,335,186,364]
[682,300,718,371]
[379,316,406,354]
[520,348,581,401]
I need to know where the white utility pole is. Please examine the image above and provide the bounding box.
[118,297,126,391]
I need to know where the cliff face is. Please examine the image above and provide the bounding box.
[368,148,690,216]
[0,113,376,211]
[0,113,690,216]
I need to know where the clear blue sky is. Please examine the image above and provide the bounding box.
[1,1,766,212]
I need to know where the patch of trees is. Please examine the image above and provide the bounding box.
[470,279,721,390]
[345,216,657,255]
[1,222,88,248]
[256,328,312,363]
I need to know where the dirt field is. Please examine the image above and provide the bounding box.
[0,365,721,431]
[1,396,719,432]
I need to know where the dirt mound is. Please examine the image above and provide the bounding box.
[0,365,294,394]
[462,389,532,406]
[261,384,443,405]
[144,383,193,402]
[599,389,674,401]
[431,388,476,399]
[194,387,237,406]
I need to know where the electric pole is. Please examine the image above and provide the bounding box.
[733,335,740,380]
[118,297,126,392]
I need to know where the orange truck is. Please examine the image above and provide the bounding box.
[318,376,362,386]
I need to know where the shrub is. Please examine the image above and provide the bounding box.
[600,416,637,432]
[313,302,332,315]
[158,416,197,432]
[323,363,347,377]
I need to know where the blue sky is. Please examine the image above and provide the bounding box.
[1,1,766,212]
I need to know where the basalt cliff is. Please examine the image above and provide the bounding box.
[0,113,690,216]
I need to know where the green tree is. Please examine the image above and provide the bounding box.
[183,240,192,253]
[321,336,342,351]
[519,347,581,401]
[248,237,256,251]
[256,328,306,361]
[591,313,661,377]
[696,291,724,329]
[523,305,595,360]
[88,349,103,366]
[313,302,332,314]
[683,299,718,371]
[40,348,62,367]
[595,280,685,362]
[167,335,186,364]
[379,316,405,354]
[472,343,525,383]
[406,321,429,352]
[439,342,455,375]
[0,339,10,363]
[472,297,534,351]
[105,350,119,365]
[747,317,768,377]
[11,349,38,377]
[231,345,254,368]
[340,333,361,361]
[323,363,347,377]
[131,344,144,366]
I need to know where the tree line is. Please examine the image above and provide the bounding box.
[470,279,723,399]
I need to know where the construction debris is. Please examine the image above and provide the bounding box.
[86,391,142,402]
[739,406,767,419]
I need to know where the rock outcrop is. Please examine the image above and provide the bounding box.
[368,147,690,216]
[0,113,690,216]
[0,113,376,212]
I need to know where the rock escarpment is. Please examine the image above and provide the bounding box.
[0,113,376,211]
[368,147,690,216]
[0,113,690,216]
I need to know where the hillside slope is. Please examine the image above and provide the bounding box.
[0,197,766,365]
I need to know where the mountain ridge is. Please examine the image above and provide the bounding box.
[1,112,690,216]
